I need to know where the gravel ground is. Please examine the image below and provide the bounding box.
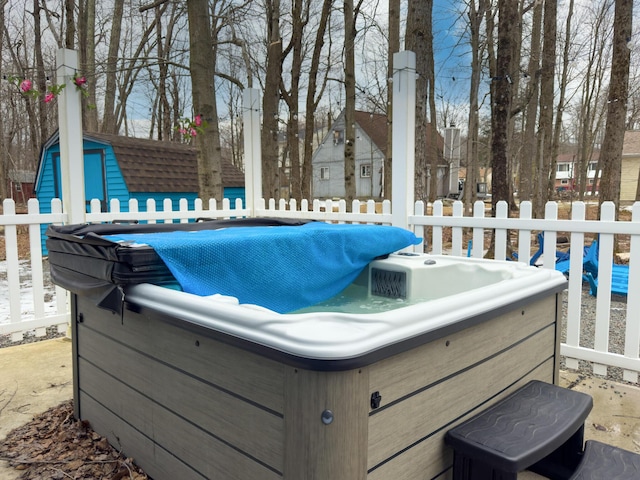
[558,285,633,385]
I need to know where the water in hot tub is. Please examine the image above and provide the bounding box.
[290,283,433,314]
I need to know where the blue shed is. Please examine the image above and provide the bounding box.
[35,131,245,252]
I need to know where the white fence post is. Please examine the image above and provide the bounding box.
[624,203,640,382]
[243,88,262,217]
[391,51,416,230]
[56,48,85,225]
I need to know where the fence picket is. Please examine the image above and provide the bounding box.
[565,203,586,371]
[517,202,532,264]
[27,200,45,335]
[471,201,485,258]
[495,201,508,260]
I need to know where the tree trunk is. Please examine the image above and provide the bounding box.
[79,0,98,131]
[425,0,438,203]
[406,0,431,202]
[490,0,517,211]
[281,0,306,201]
[0,2,6,199]
[549,0,574,197]
[33,0,48,148]
[385,0,400,199]
[518,0,542,203]
[344,0,357,206]
[302,0,333,200]
[261,0,282,201]
[187,0,223,202]
[464,0,488,212]
[65,0,75,48]
[533,0,556,218]
[102,0,124,134]
[598,0,633,211]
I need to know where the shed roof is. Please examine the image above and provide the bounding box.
[85,132,244,192]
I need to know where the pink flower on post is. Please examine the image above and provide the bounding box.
[190,128,198,137]
[194,115,202,127]
[44,92,55,103]
[20,79,33,93]
[74,75,87,88]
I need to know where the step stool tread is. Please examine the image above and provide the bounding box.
[446,380,593,472]
[570,441,640,479]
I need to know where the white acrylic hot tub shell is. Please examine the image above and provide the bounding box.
[125,254,567,363]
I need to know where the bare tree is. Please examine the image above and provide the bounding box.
[518,0,542,203]
[187,0,223,202]
[532,0,557,217]
[548,0,575,198]
[301,0,334,199]
[78,0,98,130]
[490,0,517,209]
[101,0,124,134]
[463,0,488,212]
[598,0,634,210]
[65,0,75,48]
[385,0,400,199]
[574,2,611,200]
[261,0,283,201]
[280,0,307,201]
[406,0,434,202]
[0,0,7,200]
[343,0,358,205]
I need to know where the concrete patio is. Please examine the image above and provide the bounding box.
[1,338,639,479]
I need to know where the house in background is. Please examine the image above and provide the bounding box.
[311,110,387,199]
[554,153,601,193]
[621,130,640,201]
[311,110,451,200]
[7,170,35,204]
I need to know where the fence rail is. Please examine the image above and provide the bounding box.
[2,197,639,383]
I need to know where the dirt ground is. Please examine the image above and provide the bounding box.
[1,402,149,480]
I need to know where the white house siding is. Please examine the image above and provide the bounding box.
[311,114,384,199]
[621,158,640,201]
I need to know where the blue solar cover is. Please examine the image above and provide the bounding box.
[105,222,421,313]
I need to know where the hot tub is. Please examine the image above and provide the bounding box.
[66,247,566,480]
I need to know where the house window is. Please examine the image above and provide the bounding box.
[360,164,372,178]
[587,162,597,171]
[320,167,330,180]
[15,183,22,192]
[588,179,594,185]
[557,163,570,172]
[560,179,568,185]
[333,130,344,145]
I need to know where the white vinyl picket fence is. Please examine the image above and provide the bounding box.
[2,196,640,383]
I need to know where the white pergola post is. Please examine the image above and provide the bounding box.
[243,88,262,216]
[391,51,416,230]
[56,48,85,225]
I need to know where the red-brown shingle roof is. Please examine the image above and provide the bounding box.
[85,132,244,192]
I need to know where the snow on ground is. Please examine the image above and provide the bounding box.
[0,260,59,326]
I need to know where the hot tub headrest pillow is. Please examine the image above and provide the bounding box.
[105,222,421,313]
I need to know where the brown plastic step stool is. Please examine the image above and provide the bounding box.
[445,380,593,480]
[569,440,640,479]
